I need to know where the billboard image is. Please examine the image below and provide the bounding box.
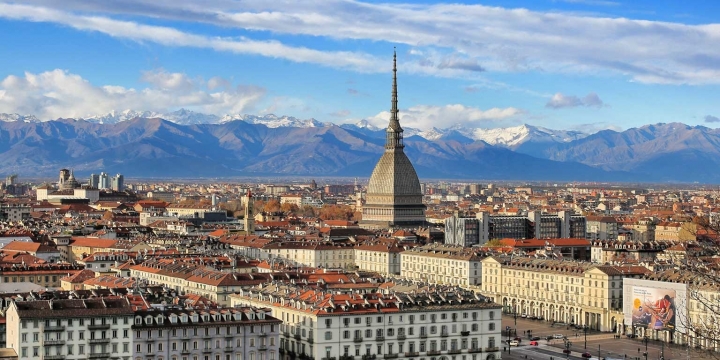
[630,287,676,331]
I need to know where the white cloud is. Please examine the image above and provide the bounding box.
[3,1,720,83]
[546,92,605,109]
[0,69,266,120]
[361,104,524,130]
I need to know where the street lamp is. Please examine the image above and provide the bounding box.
[564,338,572,359]
[643,336,649,360]
[583,325,588,349]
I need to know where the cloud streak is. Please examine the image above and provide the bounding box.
[546,92,606,109]
[3,1,720,83]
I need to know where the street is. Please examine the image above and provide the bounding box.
[501,315,717,360]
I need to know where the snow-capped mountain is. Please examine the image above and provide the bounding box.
[231,114,328,128]
[83,109,162,124]
[470,124,587,148]
[0,113,40,123]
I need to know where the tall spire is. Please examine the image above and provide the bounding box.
[386,48,403,149]
[391,48,398,124]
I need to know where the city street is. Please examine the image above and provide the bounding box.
[501,315,717,360]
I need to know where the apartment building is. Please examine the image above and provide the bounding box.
[353,241,403,275]
[401,244,482,286]
[230,285,502,360]
[132,306,282,360]
[263,242,355,270]
[481,256,649,331]
[129,259,270,305]
[6,297,135,360]
[0,263,84,288]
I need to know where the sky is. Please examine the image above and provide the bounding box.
[0,0,719,133]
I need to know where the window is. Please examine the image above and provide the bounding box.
[488,311,494,320]
[325,332,332,340]
[325,319,332,328]
[488,323,495,331]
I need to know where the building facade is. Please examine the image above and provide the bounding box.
[401,244,482,287]
[231,286,502,360]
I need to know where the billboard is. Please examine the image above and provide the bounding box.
[623,278,686,335]
[630,287,676,331]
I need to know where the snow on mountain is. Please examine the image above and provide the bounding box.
[0,113,40,122]
[236,114,328,128]
[83,109,162,124]
[161,109,220,125]
[471,124,587,147]
[417,127,445,141]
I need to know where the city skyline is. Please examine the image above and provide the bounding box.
[0,1,719,132]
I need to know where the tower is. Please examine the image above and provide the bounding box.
[99,172,109,189]
[360,51,426,229]
[58,169,70,188]
[111,174,124,191]
[244,189,255,235]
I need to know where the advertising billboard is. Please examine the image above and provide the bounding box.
[630,287,676,331]
[623,278,686,335]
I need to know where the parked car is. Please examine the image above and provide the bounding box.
[581,353,592,358]
[553,334,565,339]
[626,334,638,338]
[521,313,528,318]
[529,316,537,320]
[513,337,522,342]
[563,349,571,354]
[546,336,554,341]
[537,316,545,321]
[529,341,539,346]
[531,336,541,341]
[509,340,519,346]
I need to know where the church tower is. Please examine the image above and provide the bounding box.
[243,189,255,235]
[360,51,426,229]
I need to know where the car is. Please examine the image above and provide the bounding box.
[581,353,592,358]
[546,336,554,341]
[626,334,638,338]
[513,337,522,342]
[553,334,565,339]
[521,313,528,318]
[529,316,537,320]
[563,349,571,354]
[531,336,541,341]
[529,341,539,346]
[537,316,545,321]
[509,340,519,346]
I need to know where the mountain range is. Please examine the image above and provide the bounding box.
[0,110,716,182]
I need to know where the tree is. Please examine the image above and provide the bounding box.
[300,205,317,218]
[264,199,281,212]
[318,204,355,221]
[281,203,299,214]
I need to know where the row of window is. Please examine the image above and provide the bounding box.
[328,322,494,340]
[327,312,494,327]
[20,343,127,357]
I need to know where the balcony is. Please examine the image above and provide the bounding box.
[294,334,301,341]
[361,355,376,360]
[44,339,65,345]
[440,332,449,337]
[322,357,336,360]
[460,331,470,336]
[308,338,314,344]
[44,326,65,332]
[181,350,191,355]
[419,334,427,338]
[89,338,110,344]
[226,347,236,352]
[396,334,406,340]
[43,356,65,360]
[353,337,363,343]
[88,324,111,330]
[284,332,291,338]
[448,350,461,354]
[203,348,214,354]
[404,352,419,357]
[259,346,268,351]
[383,354,398,359]
[339,356,355,360]
[88,353,112,359]
[259,332,268,337]
[375,336,385,342]
[468,348,482,353]
[484,347,499,352]
[427,351,441,356]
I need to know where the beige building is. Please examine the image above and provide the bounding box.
[263,242,356,270]
[353,241,403,275]
[481,256,650,331]
[231,284,502,360]
[401,244,482,287]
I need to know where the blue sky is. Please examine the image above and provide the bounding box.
[0,0,719,133]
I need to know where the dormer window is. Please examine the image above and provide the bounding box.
[135,316,142,325]
[145,316,153,325]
